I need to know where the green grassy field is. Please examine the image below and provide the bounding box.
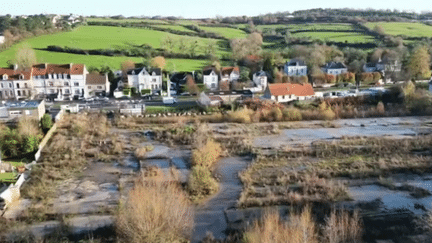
[153,24,196,33]
[0,172,17,183]
[365,22,432,37]
[87,17,168,24]
[199,26,247,39]
[0,45,209,71]
[292,31,375,43]
[13,26,219,51]
[256,23,355,32]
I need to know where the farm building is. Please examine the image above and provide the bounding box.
[263,83,315,103]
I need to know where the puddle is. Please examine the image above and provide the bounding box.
[349,178,432,214]
[254,116,432,148]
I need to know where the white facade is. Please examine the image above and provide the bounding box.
[321,62,348,76]
[0,80,15,100]
[203,70,219,90]
[126,68,162,93]
[252,71,268,89]
[284,60,307,76]
[0,35,5,45]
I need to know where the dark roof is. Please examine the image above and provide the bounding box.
[254,70,270,77]
[3,100,43,110]
[127,67,161,76]
[203,66,218,76]
[286,59,306,66]
[322,62,347,69]
[205,90,253,96]
[86,73,107,85]
[149,68,161,76]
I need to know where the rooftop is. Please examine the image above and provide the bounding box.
[1,100,43,109]
[268,83,315,97]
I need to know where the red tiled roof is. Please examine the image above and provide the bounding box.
[268,83,315,97]
[209,95,223,102]
[86,73,107,85]
[31,63,85,76]
[0,68,32,80]
[221,66,239,76]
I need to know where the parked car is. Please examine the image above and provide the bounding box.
[163,97,177,104]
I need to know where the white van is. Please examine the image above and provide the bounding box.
[163,97,177,104]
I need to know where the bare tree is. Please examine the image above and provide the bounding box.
[14,43,36,70]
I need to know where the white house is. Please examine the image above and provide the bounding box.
[363,58,401,74]
[203,66,219,90]
[125,67,162,93]
[32,63,88,100]
[85,73,110,97]
[0,66,33,100]
[284,59,307,76]
[321,62,348,75]
[263,83,315,103]
[221,66,240,83]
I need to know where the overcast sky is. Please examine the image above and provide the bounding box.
[2,0,431,18]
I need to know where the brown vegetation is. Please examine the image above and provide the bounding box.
[116,174,194,243]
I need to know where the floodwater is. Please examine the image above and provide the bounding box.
[192,157,251,243]
[349,176,432,214]
[254,116,432,148]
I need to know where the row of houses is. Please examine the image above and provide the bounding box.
[0,63,109,101]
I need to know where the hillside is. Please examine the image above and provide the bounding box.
[1,15,432,72]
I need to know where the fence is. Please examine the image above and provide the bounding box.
[1,116,60,211]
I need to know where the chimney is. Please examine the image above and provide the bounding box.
[69,63,73,69]
[44,63,48,69]
[13,64,18,71]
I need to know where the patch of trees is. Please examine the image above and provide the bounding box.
[44,45,214,60]
[0,14,81,49]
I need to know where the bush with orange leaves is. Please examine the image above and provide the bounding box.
[191,140,223,168]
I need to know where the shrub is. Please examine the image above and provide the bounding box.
[244,207,318,243]
[228,108,254,123]
[123,88,131,96]
[141,89,151,95]
[134,145,154,160]
[323,209,362,243]
[282,108,302,121]
[17,117,41,137]
[187,166,219,198]
[321,109,336,121]
[41,114,53,133]
[325,74,336,84]
[376,101,385,115]
[116,174,194,243]
[270,107,283,121]
[191,140,222,168]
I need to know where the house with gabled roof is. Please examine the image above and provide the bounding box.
[124,67,162,94]
[221,66,240,83]
[263,83,315,103]
[284,59,307,77]
[203,66,219,90]
[0,66,33,100]
[321,62,348,75]
[31,63,88,100]
[85,73,110,97]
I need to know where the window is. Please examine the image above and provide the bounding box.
[75,89,80,94]
[25,110,30,115]
[97,86,102,89]
[65,89,70,94]
[24,83,28,88]
[64,82,69,86]
[88,86,92,90]
[152,78,157,82]
[17,90,21,96]
[0,83,3,88]
[22,90,26,96]
[16,83,20,88]
[48,82,53,86]
[9,83,12,88]
[10,91,13,96]
[211,83,216,88]
[74,82,79,86]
